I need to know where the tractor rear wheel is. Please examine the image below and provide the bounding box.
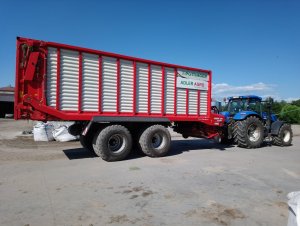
[233,116,264,148]
[273,124,293,146]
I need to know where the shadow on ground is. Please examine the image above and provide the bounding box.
[62,139,235,160]
[63,148,96,160]
[168,139,234,156]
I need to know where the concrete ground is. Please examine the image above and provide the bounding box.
[0,119,299,226]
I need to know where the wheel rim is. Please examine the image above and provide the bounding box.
[248,124,261,142]
[283,130,291,143]
[151,133,164,149]
[108,134,125,153]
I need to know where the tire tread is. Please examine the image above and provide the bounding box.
[139,125,171,157]
[233,116,264,148]
[273,124,293,146]
[92,125,132,161]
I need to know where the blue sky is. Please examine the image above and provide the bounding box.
[0,0,299,101]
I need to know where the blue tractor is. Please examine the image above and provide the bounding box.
[220,95,293,148]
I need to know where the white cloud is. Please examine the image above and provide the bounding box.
[212,82,278,101]
[212,82,300,102]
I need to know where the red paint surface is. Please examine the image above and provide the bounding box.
[15,37,223,126]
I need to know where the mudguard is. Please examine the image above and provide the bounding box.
[220,111,230,123]
[233,111,260,120]
[271,121,285,135]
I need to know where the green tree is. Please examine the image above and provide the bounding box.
[279,104,300,124]
[271,101,286,115]
[291,99,300,107]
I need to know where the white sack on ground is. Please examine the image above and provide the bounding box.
[47,121,75,129]
[33,122,54,141]
[52,125,77,142]
[287,191,300,226]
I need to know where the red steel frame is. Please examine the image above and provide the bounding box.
[116,58,121,114]
[174,68,177,115]
[147,64,151,114]
[161,66,165,116]
[56,48,61,110]
[133,61,137,115]
[98,56,102,113]
[78,52,83,113]
[15,37,223,126]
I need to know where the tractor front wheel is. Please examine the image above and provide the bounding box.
[233,116,264,148]
[273,124,293,146]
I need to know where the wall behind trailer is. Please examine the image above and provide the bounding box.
[45,47,211,118]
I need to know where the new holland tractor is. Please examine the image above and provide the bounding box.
[220,95,293,148]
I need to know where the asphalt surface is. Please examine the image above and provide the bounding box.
[0,119,299,226]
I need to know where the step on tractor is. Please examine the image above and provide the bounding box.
[220,95,293,148]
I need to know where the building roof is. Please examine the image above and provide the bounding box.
[0,86,15,92]
[0,86,14,102]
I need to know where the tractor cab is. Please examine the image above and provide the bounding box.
[227,95,262,115]
[221,95,261,123]
[221,95,277,123]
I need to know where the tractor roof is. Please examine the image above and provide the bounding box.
[228,95,262,101]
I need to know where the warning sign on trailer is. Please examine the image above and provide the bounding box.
[176,69,208,90]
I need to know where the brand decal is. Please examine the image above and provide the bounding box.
[176,69,208,90]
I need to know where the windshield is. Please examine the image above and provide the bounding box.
[228,98,261,115]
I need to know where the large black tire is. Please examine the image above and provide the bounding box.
[273,124,293,146]
[79,134,95,155]
[139,125,171,157]
[92,125,132,162]
[233,116,264,148]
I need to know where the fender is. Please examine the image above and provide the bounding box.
[81,116,171,136]
[271,114,278,122]
[271,121,284,135]
[233,111,261,120]
[220,111,230,123]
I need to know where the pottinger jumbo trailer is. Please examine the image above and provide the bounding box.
[15,37,225,161]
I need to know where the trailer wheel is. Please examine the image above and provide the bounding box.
[233,116,264,148]
[273,124,293,146]
[92,125,132,161]
[139,125,171,157]
[79,135,95,155]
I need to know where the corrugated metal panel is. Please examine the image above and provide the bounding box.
[188,90,197,115]
[176,88,186,114]
[199,91,208,115]
[60,49,79,111]
[46,47,209,117]
[136,63,148,113]
[102,57,117,112]
[120,60,134,113]
[46,47,57,108]
[82,53,99,112]
[150,65,162,113]
[164,67,175,114]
